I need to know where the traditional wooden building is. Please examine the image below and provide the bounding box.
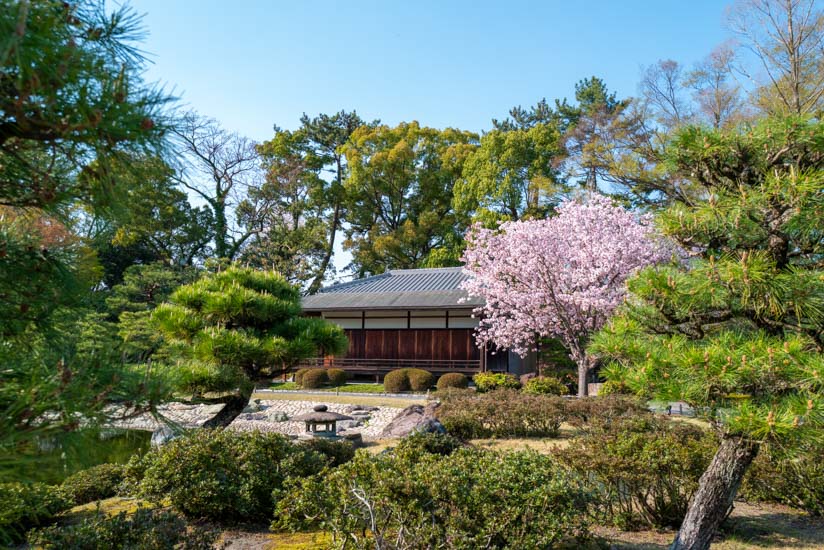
[301,267,536,377]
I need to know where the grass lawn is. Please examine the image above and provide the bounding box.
[268,382,390,394]
[250,391,422,408]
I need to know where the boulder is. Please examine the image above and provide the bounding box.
[151,426,181,448]
[344,405,379,413]
[379,402,444,438]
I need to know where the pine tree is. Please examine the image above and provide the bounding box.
[592,116,824,550]
[153,266,347,427]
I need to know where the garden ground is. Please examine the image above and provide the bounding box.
[62,497,824,549]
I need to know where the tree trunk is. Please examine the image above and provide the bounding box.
[669,435,759,550]
[213,199,228,260]
[577,363,589,397]
[201,386,252,429]
[308,201,340,295]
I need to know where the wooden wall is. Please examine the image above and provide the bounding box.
[344,329,480,362]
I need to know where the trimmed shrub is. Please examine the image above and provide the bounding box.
[383,369,411,393]
[395,431,463,457]
[437,389,566,439]
[0,482,72,545]
[326,368,348,387]
[406,368,435,391]
[299,438,356,467]
[28,507,219,549]
[135,429,326,522]
[555,416,717,530]
[300,368,328,389]
[472,371,521,392]
[562,395,650,430]
[741,440,824,516]
[274,447,592,548]
[522,376,568,395]
[293,368,311,385]
[384,368,434,392]
[61,463,126,505]
[436,372,468,391]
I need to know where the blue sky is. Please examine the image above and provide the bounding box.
[130,0,733,140]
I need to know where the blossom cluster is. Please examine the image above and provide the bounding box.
[461,193,670,357]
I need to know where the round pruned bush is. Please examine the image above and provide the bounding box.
[299,368,328,389]
[299,438,356,467]
[0,482,72,545]
[135,429,326,522]
[293,368,311,385]
[437,388,566,439]
[61,463,126,505]
[555,416,717,530]
[741,439,824,516]
[522,376,569,396]
[383,369,411,393]
[406,368,435,391]
[326,368,348,387]
[28,507,219,550]
[436,372,468,391]
[472,371,521,392]
[384,368,435,393]
[274,447,592,548]
[395,431,463,457]
[562,394,650,430]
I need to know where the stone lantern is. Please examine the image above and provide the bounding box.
[291,404,353,440]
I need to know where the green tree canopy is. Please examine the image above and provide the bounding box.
[592,116,824,550]
[153,266,347,426]
[455,122,567,223]
[342,122,478,276]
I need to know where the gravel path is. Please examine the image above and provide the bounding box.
[229,399,403,440]
[108,399,404,442]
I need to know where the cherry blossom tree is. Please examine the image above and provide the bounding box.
[461,193,670,396]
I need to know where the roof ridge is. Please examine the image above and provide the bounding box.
[317,271,392,294]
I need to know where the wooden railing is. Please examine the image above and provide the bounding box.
[297,357,483,374]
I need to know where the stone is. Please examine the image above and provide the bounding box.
[379,402,444,438]
[151,426,181,448]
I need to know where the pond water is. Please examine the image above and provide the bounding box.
[18,429,151,484]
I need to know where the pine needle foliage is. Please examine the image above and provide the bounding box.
[154,266,347,398]
[592,116,824,444]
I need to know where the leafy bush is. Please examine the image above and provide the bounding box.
[299,438,356,467]
[555,416,717,530]
[383,368,435,393]
[383,369,410,393]
[472,371,521,392]
[61,463,126,505]
[0,482,72,545]
[293,368,311,385]
[436,372,468,390]
[437,389,565,439]
[28,507,219,549]
[522,376,569,395]
[274,447,592,549]
[561,395,650,430]
[135,429,326,522]
[299,368,328,389]
[395,431,463,456]
[741,440,824,516]
[326,368,347,387]
[406,368,435,391]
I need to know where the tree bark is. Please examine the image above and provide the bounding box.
[669,435,759,550]
[201,386,252,429]
[577,363,589,397]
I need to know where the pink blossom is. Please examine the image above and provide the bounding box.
[461,193,669,394]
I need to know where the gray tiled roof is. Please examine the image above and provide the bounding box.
[302,267,484,311]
